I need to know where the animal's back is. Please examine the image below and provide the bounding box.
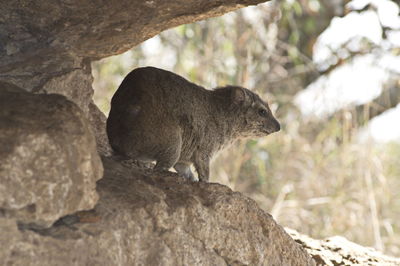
[107,67,208,160]
[113,67,206,112]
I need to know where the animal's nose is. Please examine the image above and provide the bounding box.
[273,119,280,132]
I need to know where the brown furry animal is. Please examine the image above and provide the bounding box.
[107,67,280,181]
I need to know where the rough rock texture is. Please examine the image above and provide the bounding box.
[0,84,102,227]
[2,0,398,265]
[88,101,113,156]
[288,229,400,266]
[2,154,400,265]
[0,0,269,113]
[40,68,94,115]
[1,157,315,266]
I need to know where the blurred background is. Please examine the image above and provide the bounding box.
[92,0,400,256]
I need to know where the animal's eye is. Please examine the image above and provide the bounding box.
[258,109,268,117]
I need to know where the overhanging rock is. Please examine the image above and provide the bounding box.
[0,0,269,112]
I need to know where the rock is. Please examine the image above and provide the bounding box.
[0,0,268,60]
[88,101,113,156]
[0,156,315,266]
[39,68,94,114]
[288,229,400,266]
[0,84,102,227]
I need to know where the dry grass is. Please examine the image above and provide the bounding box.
[211,116,400,256]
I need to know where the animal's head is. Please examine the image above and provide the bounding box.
[227,86,280,137]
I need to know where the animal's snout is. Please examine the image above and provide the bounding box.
[268,118,280,133]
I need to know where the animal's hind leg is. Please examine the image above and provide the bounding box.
[153,131,182,172]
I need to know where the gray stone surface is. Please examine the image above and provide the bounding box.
[288,229,400,266]
[88,101,113,156]
[1,156,315,266]
[0,84,102,227]
[2,154,399,265]
[40,68,94,114]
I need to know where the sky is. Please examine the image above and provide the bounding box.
[294,0,400,143]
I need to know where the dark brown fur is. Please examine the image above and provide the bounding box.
[107,66,280,181]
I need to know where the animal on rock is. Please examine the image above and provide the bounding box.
[106,66,280,182]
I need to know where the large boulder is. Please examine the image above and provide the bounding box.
[1,156,315,266]
[2,154,399,265]
[0,83,102,227]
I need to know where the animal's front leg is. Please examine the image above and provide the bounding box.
[174,162,196,181]
[194,153,210,182]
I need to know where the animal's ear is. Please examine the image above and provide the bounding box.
[232,87,247,105]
